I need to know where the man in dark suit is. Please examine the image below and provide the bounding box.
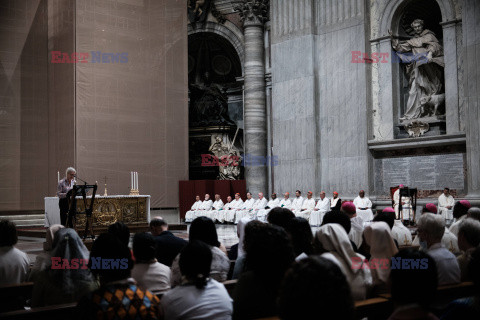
[150,217,187,267]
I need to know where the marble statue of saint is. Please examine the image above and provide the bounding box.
[389,19,445,121]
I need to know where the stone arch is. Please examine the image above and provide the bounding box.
[188,21,245,73]
[379,0,456,37]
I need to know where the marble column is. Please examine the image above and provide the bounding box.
[235,0,269,195]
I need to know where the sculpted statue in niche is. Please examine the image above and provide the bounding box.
[187,0,211,24]
[389,19,445,121]
[209,136,242,180]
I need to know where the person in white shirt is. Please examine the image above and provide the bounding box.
[210,194,224,223]
[416,213,460,285]
[131,232,171,295]
[250,193,268,220]
[353,190,374,222]
[196,194,213,219]
[297,191,316,221]
[216,196,232,223]
[291,190,304,215]
[257,193,280,222]
[279,192,292,210]
[310,191,330,226]
[235,192,255,224]
[185,195,202,223]
[161,240,232,320]
[225,193,244,223]
[438,188,455,223]
[393,184,413,220]
[0,220,30,286]
[449,200,471,237]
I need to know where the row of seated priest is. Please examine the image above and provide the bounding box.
[185,188,458,226]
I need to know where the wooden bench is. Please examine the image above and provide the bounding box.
[222,279,237,298]
[0,302,77,320]
[0,282,34,312]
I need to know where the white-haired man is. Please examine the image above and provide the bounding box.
[210,194,224,223]
[250,193,267,220]
[457,218,480,281]
[235,192,255,224]
[297,191,315,221]
[217,196,233,223]
[185,195,202,223]
[279,192,292,209]
[57,167,76,226]
[196,194,213,219]
[310,191,330,226]
[416,213,460,285]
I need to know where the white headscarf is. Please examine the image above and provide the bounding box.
[44,224,65,251]
[364,221,398,284]
[237,216,252,257]
[316,224,372,300]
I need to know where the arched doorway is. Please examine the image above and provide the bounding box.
[188,32,244,180]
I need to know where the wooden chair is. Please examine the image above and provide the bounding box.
[354,297,392,319]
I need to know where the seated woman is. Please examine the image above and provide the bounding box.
[315,223,372,300]
[171,217,230,286]
[233,222,295,320]
[161,240,233,320]
[29,224,64,281]
[363,221,398,295]
[279,256,355,320]
[31,228,96,307]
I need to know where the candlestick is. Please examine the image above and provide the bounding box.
[135,172,138,191]
[131,172,133,190]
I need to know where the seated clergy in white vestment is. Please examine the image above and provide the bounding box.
[216,196,232,223]
[225,193,244,223]
[353,190,374,222]
[185,195,202,223]
[257,193,280,222]
[195,194,213,219]
[210,194,224,223]
[235,192,255,224]
[279,192,292,210]
[438,188,455,222]
[290,190,304,215]
[416,213,460,285]
[309,191,330,226]
[250,193,268,220]
[296,191,316,221]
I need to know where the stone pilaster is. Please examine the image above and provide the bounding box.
[235,0,269,195]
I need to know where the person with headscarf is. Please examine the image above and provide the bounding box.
[31,228,96,307]
[161,240,233,320]
[380,207,412,246]
[315,223,372,300]
[29,224,65,281]
[364,222,399,294]
[449,200,471,237]
[170,217,229,287]
[231,216,253,279]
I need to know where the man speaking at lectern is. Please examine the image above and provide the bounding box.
[57,167,76,226]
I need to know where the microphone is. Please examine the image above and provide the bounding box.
[74,175,88,184]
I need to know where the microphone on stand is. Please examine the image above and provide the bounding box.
[74,175,88,185]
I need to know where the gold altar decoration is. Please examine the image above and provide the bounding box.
[75,197,148,228]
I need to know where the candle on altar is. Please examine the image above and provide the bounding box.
[57,171,60,182]
[131,172,133,190]
[136,172,139,191]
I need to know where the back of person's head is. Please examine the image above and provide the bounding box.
[423,203,437,214]
[467,207,480,222]
[267,207,294,230]
[244,222,294,279]
[107,222,130,247]
[373,211,395,229]
[189,216,220,247]
[179,240,212,289]
[458,218,480,248]
[133,232,156,262]
[50,228,92,292]
[149,217,167,229]
[285,217,313,256]
[468,246,480,294]
[322,211,351,234]
[0,219,18,247]
[390,248,437,307]
[89,233,134,283]
[453,200,471,219]
[44,224,64,251]
[416,213,445,243]
[340,201,356,217]
[279,256,355,320]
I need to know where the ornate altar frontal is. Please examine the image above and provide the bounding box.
[44,195,151,228]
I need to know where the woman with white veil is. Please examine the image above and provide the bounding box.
[31,228,97,307]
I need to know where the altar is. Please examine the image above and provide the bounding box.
[44,195,151,228]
